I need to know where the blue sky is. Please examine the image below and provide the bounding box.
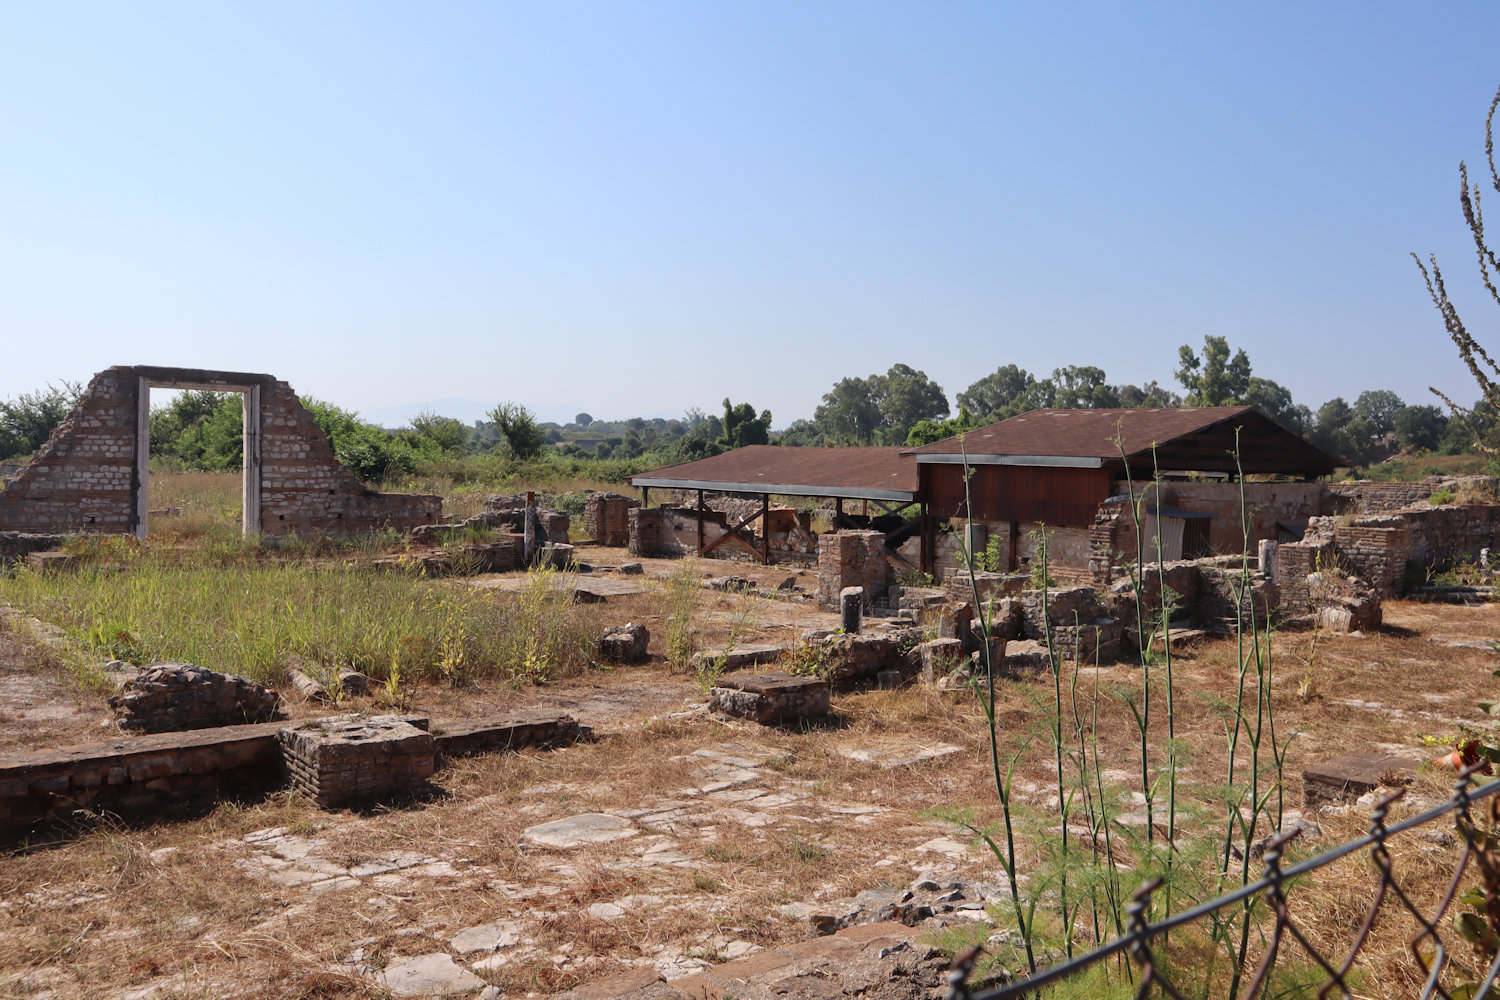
[4,2,1500,427]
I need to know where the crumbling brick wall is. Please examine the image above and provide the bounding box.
[255,377,439,535]
[0,366,439,538]
[584,492,639,546]
[1327,477,1499,514]
[628,506,666,556]
[817,530,889,610]
[0,368,138,533]
[1088,481,1326,586]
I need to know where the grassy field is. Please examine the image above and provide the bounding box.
[0,540,603,690]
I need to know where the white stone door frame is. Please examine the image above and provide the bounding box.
[134,376,262,539]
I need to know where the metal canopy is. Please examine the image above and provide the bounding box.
[630,445,919,501]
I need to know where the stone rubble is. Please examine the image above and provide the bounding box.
[108,662,281,733]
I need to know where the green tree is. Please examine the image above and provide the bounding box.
[1394,404,1448,453]
[871,364,949,443]
[956,364,1036,421]
[814,377,882,444]
[1115,380,1183,408]
[304,398,418,482]
[1245,376,1308,432]
[777,417,830,447]
[906,405,977,446]
[173,395,245,470]
[408,410,469,453]
[1353,390,1404,439]
[1044,365,1118,409]
[574,412,593,427]
[1312,397,1363,465]
[1175,335,1252,406]
[150,390,230,461]
[0,381,83,461]
[720,398,772,448]
[487,401,547,459]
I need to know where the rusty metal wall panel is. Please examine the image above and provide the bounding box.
[921,466,1111,525]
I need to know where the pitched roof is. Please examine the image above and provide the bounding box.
[631,445,918,501]
[903,407,1340,476]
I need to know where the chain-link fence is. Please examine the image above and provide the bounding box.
[948,766,1500,1000]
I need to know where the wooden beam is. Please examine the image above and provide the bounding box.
[702,505,767,558]
[761,494,769,565]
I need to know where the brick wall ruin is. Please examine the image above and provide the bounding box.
[1276,502,1500,608]
[1327,477,1498,514]
[584,493,639,546]
[1088,481,1326,586]
[0,368,138,533]
[817,530,890,610]
[0,366,439,538]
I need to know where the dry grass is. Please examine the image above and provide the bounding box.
[7,531,1500,998]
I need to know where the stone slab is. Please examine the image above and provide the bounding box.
[522,812,638,848]
[709,673,829,725]
[434,712,585,756]
[838,744,963,768]
[1303,752,1421,807]
[379,952,487,997]
[691,645,787,672]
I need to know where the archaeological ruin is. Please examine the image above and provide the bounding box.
[0,365,440,538]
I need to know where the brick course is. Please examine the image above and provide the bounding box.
[0,366,439,538]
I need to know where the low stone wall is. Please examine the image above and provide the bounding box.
[0,532,64,565]
[0,721,288,841]
[0,710,584,842]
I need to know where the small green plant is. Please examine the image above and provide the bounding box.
[955,528,1007,574]
[1431,488,1458,505]
[787,833,829,865]
[898,568,936,588]
[661,559,702,671]
[781,641,833,678]
[87,621,149,663]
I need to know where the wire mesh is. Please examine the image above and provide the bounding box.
[947,766,1500,1000]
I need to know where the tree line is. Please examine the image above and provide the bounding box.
[0,339,1477,481]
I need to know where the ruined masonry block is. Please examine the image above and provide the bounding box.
[710,673,830,725]
[596,622,650,664]
[1302,752,1420,809]
[278,714,435,809]
[917,638,966,684]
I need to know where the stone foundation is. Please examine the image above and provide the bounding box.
[0,709,583,841]
[0,532,65,565]
[709,673,830,725]
[279,715,436,809]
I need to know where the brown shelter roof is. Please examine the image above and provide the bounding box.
[904,407,1341,476]
[631,445,919,501]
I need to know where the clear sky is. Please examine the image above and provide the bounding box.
[4,2,1500,427]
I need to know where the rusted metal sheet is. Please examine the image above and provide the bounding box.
[924,465,1111,526]
[906,407,1341,477]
